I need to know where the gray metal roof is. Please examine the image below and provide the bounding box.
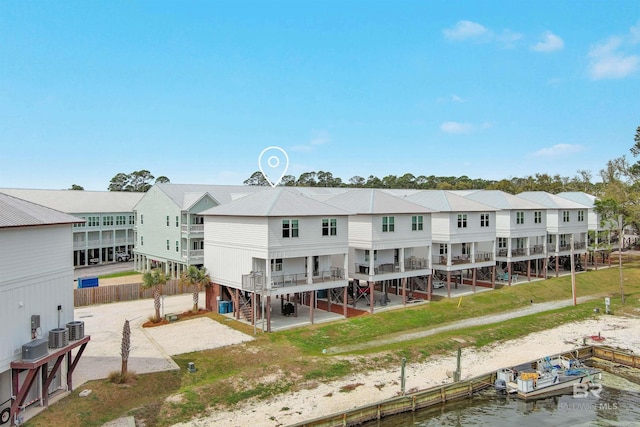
[406,190,498,212]
[201,187,351,217]
[517,191,588,209]
[556,192,596,208]
[154,183,266,209]
[0,188,143,213]
[0,192,82,228]
[325,189,433,214]
[464,190,548,210]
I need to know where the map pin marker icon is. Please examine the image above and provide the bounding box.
[258,146,289,187]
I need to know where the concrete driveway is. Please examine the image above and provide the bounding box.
[73,292,254,387]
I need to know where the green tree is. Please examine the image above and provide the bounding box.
[244,171,270,186]
[68,184,84,190]
[180,266,211,313]
[142,269,168,322]
[348,176,366,187]
[297,172,318,186]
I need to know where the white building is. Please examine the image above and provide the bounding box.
[463,190,548,283]
[0,192,89,426]
[0,188,142,266]
[518,191,589,277]
[202,187,351,331]
[324,189,434,309]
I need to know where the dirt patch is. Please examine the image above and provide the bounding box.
[99,274,144,286]
[142,309,209,328]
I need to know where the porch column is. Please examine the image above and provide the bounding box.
[427,274,432,301]
[310,292,315,324]
[399,247,405,272]
[307,256,313,285]
[527,260,531,281]
[369,281,374,314]
[266,295,271,332]
[491,265,496,289]
[555,255,559,278]
[447,271,451,298]
[402,277,406,306]
[343,287,348,318]
[472,268,476,292]
[235,289,240,320]
[508,262,512,286]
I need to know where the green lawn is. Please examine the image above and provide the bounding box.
[27,257,640,427]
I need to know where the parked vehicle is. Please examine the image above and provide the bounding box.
[116,252,130,262]
[88,257,100,265]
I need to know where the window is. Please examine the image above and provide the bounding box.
[481,213,490,227]
[176,216,179,227]
[364,250,377,262]
[534,211,542,224]
[166,216,170,226]
[560,235,567,246]
[176,241,179,252]
[515,211,524,225]
[141,236,144,246]
[102,216,114,226]
[382,216,395,232]
[516,238,526,249]
[282,219,299,238]
[412,215,423,231]
[166,240,170,250]
[498,237,507,249]
[141,214,144,225]
[192,216,204,225]
[439,244,448,255]
[578,210,585,222]
[129,215,135,225]
[74,217,86,228]
[457,214,467,228]
[271,258,283,272]
[563,210,570,223]
[461,242,469,255]
[87,216,99,227]
[322,218,337,236]
[548,234,553,244]
[116,215,126,225]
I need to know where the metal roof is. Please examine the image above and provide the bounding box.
[517,191,588,209]
[325,189,433,214]
[463,190,548,210]
[406,190,498,212]
[201,187,351,217]
[0,188,143,213]
[0,192,82,228]
[556,192,596,208]
[154,183,265,209]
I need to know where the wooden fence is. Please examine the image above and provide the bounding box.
[74,279,191,307]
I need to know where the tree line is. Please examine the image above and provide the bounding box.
[243,170,599,195]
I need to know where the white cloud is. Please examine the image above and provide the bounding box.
[532,144,584,157]
[440,121,474,134]
[496,29,523,48]
[451,94,465,103]
[531,31,564,52]
[443,20,488,41]
[290,130,330,152]
[587,27,640,80]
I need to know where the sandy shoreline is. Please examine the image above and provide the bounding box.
[171,315,640,427]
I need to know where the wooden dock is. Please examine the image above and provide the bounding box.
[289,346,638,427]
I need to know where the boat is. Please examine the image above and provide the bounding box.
[494,355,601,399]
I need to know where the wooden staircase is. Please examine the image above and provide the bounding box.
[236,293,253,324]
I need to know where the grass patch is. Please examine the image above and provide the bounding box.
[97,270,139,279]
[28,258,640,427]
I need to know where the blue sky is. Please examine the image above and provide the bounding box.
[1,1,639,191]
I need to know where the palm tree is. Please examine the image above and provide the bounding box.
[180,266,211,313]
[142,268,167,322]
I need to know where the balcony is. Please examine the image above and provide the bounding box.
[531,245,544,254]
[182,249,204,260]
[241,268,346,291]
[181,224,204,234]
[511,248,526,257]
[433,251,493,266]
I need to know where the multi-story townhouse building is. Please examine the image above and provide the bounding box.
[0,188,142,266]
[517,191,590,277]
[202,187,350,332]
[463,190,548,284]
[405,190,498,297]
[556,192,615,265]
[0,193,89,425]
[324,189,434,309]
[132,184,264,277]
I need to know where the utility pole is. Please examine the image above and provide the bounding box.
[618,214,625,304]
[570,235,576,306]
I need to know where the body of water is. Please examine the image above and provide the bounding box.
[365,372,640,426]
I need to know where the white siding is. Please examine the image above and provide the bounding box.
[0,225,74,373]
[134,186,183,262]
